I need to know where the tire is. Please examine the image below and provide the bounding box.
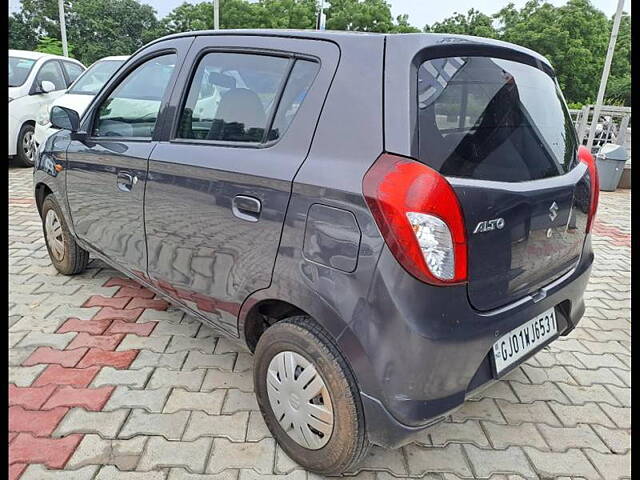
[41,194,89,275]
[16,123,36,168]
[253,316,371,475]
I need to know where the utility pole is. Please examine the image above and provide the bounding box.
[213,0,219,30]
[317,0,326,30]
[58,0,68,57]
[586,0,625,151]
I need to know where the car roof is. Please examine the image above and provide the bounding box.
[142,29,552,69]
[97,55,130,62]
[9,49,86,66]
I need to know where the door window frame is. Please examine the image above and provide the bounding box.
[85,49,181,143]
[168,47,320,149]
[61,60,85,87]
[29,59,67,94]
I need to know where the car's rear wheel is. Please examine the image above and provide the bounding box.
[253,316,370,475]
[16,124,36,168]
[41,194,89,275]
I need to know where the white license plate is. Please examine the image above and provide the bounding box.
[492,307,558,375]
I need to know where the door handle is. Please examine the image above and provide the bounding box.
[232,195,262,222]
[117,171,138,192]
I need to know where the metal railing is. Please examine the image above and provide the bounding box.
[569,105,631,165]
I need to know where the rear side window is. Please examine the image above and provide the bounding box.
[417,56,577,182]
[177,53,318,144]
[62,61,84,86]
[268,60,319,141]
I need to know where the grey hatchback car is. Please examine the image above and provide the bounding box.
[34,30,598,474]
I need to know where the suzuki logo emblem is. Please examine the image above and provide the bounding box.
[549,202,559,222]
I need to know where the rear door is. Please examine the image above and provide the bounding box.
[144,35,339,334]
[415,55,590,311]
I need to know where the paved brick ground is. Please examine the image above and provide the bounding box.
[9,166,631,479]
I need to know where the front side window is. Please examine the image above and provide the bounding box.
[9,56,36,87]
[35,61,67,91]
[417,56,578,182]
[69,59,126,95]
[94,54,177,138]
[177,52,291,143]
[62,62,85,86]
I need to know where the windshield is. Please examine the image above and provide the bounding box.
[417,56,578,182]
[68,59,125,95]
[9,56,37,87]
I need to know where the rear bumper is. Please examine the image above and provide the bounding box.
[34,123,58,148]
[353,235,593,448]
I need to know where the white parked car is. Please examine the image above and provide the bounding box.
[34,55,129,151]
[9,49,85,166]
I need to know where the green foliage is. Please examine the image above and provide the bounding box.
[35,36,73,56]
[8,0,631,105]
[9,13,39,51]
[425,8,497,38]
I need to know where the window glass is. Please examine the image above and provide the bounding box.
[35,61,66,91]
[267,60,319,141]
[69,59,126,95]
[177,52,289,142]
[9,56,36,87]
[63,62,84,85]
[417,56,577,182]
[94,54,177,138]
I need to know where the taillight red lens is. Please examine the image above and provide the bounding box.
[578,145,599,233]
[362,153,467,285]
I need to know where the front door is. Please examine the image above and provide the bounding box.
[144,36,339,334]
[65,39,191,278]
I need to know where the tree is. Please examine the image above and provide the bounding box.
[325,0,394,32]
[66,0,164,65]
[9,12,39,51]
[35,36,74,56]
[425,8,497,38]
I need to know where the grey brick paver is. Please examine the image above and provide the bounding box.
[463,445,536,478]
[183,411,248,442]
[405,443,473,477]
[20,465,99,479]
[147,368,206,391]
[104,386,172,413]
[536,423,609,453]
[548,402,616,428]
[137,436,212,473]
[183,351,236,371]
[206,438,275,474]
[95,467,168,480]
[524,447,601,480]
[117,334,172,353]
[119,409,191,440]
[92,367,154,388]
[129,351,188,370]
[66,434,148,470]
[164,388,226,415]
[54,408,130,439]
[482,422,548,450]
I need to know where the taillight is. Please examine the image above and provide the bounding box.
[363,153,467,285]
[578,145,599,233]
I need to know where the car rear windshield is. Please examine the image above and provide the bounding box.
[417,56,578,182]
[9,56,37,87]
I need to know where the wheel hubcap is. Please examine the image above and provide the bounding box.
[23,130,35,162]
[266,351,334,450]
[45,209,65,262]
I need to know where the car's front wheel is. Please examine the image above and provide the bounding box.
[41,194,89,275]
[253,316,370,475]
[16,123,36,168]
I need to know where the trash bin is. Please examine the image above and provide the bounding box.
[595,144,629,192]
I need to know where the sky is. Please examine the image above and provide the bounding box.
[9,0,631,26]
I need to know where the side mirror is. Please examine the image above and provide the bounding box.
[40,80,56,94]
[50,105,80,132]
